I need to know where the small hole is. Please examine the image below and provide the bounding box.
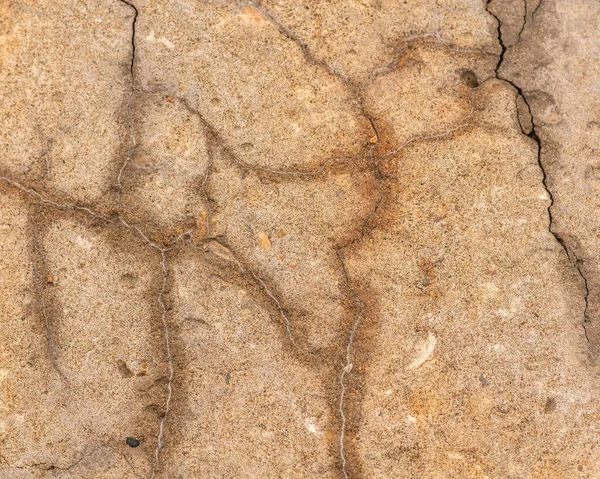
[460,70,479,88]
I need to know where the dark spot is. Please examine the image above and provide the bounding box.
[544,397,557,414]
[117,359,134,378]
[479,373,490,386]
[421,276,430,287]
[460,70,479,88]
[126,437,140,448]
[258,423,267,430]
[185,316,209,327]
[225,372,231,385]
[120,273,138,289]
[578,465,584,472]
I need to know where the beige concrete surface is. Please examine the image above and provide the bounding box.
[0,0,599,477]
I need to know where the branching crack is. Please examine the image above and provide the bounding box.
[173,92,360,178]
[244,7,483,477]
[0,176,185,469]
[190,238,308,356]
[485,1,590,341]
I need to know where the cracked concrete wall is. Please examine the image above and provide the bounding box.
[0,0,599,478]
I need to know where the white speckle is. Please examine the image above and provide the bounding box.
[145,31,174,49]
[159,37,175,49]
[75,236,92,249]
[494,343,506,352]
[407,332,437,370]
[407,415,417,424]
[447,451,465,460]
[305,418,318,434]
[385,389,393,396]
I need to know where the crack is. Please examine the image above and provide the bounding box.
[0,176,109,221]
[331,132,383,479]
[246,3,482,164]
[117,0,139,193]
[244,8,482,476]
[252,0,495,92]
[245,267,302,352]
[120,452,144,479]
[189,238,309,356]
[153,249,173,472]
[251,0,489,164]
[0,175,188,467]
[9,450,96,472]
[532,0,543,19]
[30,205,68,383]
[335,248,365,479]
[250,1,351,83]
[517,0,528,41]
[173,92,361,178]
[381,89,477,159]
[485,1,590,342]
[198,165,213,240]
[357,36,496,92]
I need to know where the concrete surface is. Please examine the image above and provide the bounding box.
[0,0,599,477]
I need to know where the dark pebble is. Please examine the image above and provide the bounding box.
[126,437,140,448]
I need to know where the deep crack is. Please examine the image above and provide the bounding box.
[486,1,590,341]
[117,0,139,192]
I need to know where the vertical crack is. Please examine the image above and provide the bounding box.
[334,141,383,478]
[117,0,138,192]
[486,1,590,341]
[30,206,68,383]
[517,0,528,41]
[335,249,365,479]
[154,249,173,470]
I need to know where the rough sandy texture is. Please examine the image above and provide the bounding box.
[0,0,598,477]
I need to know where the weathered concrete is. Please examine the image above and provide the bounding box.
[1,0,598,477]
